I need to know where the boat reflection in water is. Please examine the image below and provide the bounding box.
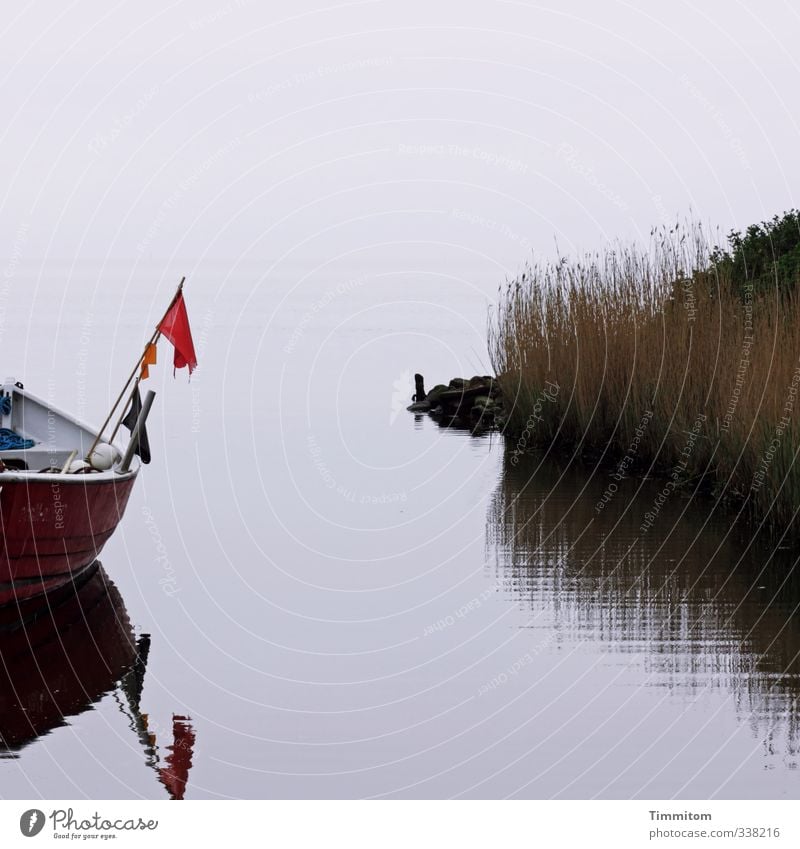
[488,449,800,778]
[0,563,195,799]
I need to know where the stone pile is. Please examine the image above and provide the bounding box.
[406,373,506,434]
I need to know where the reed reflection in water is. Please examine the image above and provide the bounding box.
[486,448,800,797]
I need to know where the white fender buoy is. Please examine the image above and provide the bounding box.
[88,443,121,471]
[68,460,93,474]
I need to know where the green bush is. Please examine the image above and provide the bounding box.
[710,210,800,297]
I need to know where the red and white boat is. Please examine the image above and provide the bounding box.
[0,281,197,608]
[0,379,140,605]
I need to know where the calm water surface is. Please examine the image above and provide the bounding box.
[0,278,798,799]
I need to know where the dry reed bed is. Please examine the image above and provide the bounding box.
[489,227,800,534]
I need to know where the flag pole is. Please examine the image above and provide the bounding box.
[87,277,185,459]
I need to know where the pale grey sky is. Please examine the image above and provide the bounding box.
[1,0,797,290]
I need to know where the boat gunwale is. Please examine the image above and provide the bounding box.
[0,466,139,484]
[0,381,141,485]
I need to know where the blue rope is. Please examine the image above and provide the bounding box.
[0,428,34,451]
[0,396,11,416]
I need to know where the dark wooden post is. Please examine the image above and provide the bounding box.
[414,373,426,402]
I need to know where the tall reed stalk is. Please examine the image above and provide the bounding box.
[489,225,800,536]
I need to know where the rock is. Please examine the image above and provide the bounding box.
[425,384,449,405]
[405,371,507,435]
[471,403,495,420]
[438,385,492,412]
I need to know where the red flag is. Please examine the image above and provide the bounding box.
[158,292,197,375]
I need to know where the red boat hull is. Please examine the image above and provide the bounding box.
[0,474,137,605]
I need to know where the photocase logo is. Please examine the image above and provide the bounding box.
[19,809,45,837]
[14,807,159,838]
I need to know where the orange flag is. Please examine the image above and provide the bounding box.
[158,292,197,376]
[139,342,157,381]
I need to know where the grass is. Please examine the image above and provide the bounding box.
[489,224,800,537]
